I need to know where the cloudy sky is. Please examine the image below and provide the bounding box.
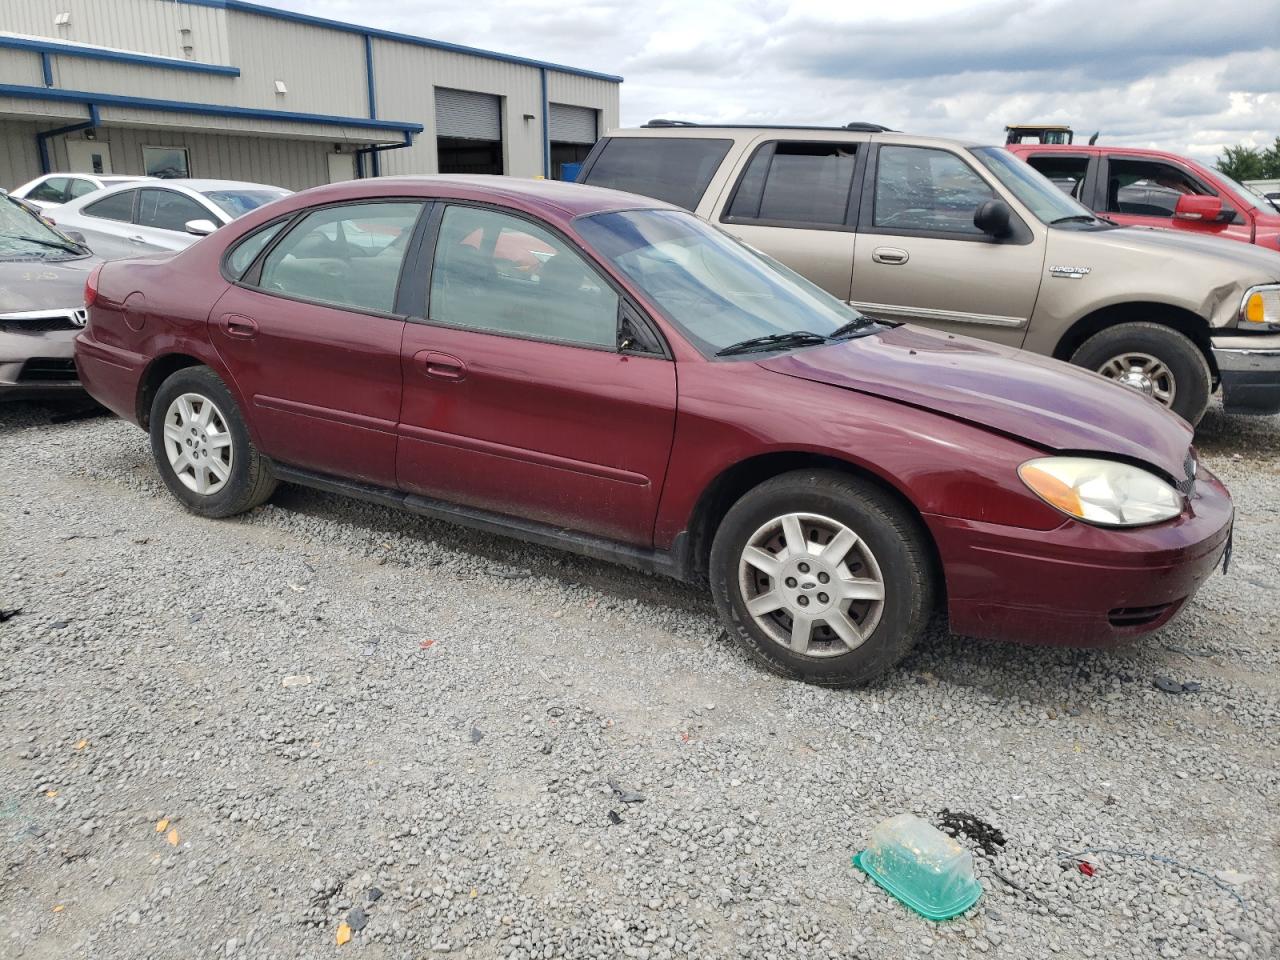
[273,0,1278,164]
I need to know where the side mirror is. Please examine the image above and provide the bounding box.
[1173,194,1224,222]
[973,199,1014,238]
[185,218,218,237]
[62,230,88,245]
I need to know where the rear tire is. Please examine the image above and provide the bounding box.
[709,470,934,687]
[149,365,276,518]
[1070,322,1211,425]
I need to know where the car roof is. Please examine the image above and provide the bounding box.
[282,175,679,222]
[158,179,291,192]
[1007,143,1212,165]
[602,125,983,149]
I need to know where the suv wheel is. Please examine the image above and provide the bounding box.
[149,365,276,518]
[1070,322,1212,425]
[709,470,934,686]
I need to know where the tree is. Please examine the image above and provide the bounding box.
[1217,144,1267,181]
[1262,137,1280,179]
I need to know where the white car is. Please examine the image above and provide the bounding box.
[10,173,152,210]
[45,179,291,260]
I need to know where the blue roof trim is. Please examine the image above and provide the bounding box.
[174,0,623,84]
[0,34,241,76]
[0,82,424,136]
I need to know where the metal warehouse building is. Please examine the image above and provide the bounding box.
[0,0,621,191]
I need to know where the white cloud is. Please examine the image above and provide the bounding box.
[270,0,1280,163]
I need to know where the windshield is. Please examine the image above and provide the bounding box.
[0,194,84,259]
[202,188,289,218]
[971,146,1097,223]
[1214,171,1276,215]
[575,208,868,356]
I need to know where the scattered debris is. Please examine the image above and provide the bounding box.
[1078,861,1096,877]
[280,674,311,688]
[469,726,484,744]
[347,906,367,932]
[0,608,20,623]
[335,921,352,946]
[1153,675,1201,694]
[1058,848,1247,910]
[936,809,1005,858]
[166,828,180,846]
[73,739,88,750]
[854,814,982,920]
[607,810,623,826]
[607,779,645,803]
[189,612,203,624]
[155,818,169,833]
[366,887,383,904]
[546,706,565,718]
[679,732,691,743]
[419,639,436,649]
[52,904,64,913]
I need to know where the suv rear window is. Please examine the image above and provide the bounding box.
[581,137,732,211]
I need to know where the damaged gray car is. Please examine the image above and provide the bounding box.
[0,191,99,399]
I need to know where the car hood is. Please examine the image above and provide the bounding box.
[758,324,1193,479]
[0,255,97,313]
[1090,222,1280,278]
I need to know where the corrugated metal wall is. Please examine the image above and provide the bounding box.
[0,122,44,187]
[49,127,334,190]
[2,0,231,63]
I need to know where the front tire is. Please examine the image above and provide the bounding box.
[709,470,935,687]
[149,365,276,518]
[1070,322,1212,425]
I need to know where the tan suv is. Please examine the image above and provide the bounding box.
[578,122,1280,423]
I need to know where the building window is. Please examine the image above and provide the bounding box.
[143,146,191,179]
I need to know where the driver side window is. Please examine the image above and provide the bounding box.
[256,201,423,314]
[873,146,993,235]
[428,205,620,349]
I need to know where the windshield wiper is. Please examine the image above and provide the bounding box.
[715,330,830,357]
[1048,214,1098,225]
[0,232,83,254]
[829,316,883,339]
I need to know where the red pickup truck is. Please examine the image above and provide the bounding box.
[1007,143,1280,253]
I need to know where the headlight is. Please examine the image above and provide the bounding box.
[1239,284,1280,329]
[1018,457,1183,527]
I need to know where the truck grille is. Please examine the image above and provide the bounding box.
[18,358,78,382]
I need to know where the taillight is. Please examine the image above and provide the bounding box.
[85,262,104,308]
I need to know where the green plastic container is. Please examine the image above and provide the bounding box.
[853,814,983,921]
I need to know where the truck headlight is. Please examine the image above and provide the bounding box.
[1240,284,1280,329]
[1018,457,1183,527]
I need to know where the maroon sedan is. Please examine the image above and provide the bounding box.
[75,176,1233,685]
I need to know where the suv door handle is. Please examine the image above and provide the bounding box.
[127,234,147,244]
[414,350,467,382]
[872,247,909,265]
[221,315,259,339]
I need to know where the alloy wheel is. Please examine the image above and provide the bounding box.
[161,392,234,495]
[737,512,886,657]
[1097,352,1176,407]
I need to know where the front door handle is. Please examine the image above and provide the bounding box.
[414,350,467,382]
[127,234,147,244]
[872,246,909,265]
[221,314,259,339]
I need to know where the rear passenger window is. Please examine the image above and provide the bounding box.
[83,189,137,222]
[429,205,619,348]
[256,202,422,314]
[225,220,287,278]
[873,146,993,235]
[26,178,70,204]
[582,137,732,211]
[1025,155,1089,201]
[725,141,857,227]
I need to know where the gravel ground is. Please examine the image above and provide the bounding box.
[1,398,1277,960]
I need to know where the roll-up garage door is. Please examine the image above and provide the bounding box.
[435,88,502,140]
[548,104,598,145]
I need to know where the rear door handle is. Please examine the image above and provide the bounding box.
[414,350,467,382]
[221,314,259,340]
[872,246,909,265]
[127,234,147,244]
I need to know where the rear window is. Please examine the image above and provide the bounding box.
[581,136,732,211]
[83,189,137,222]
[725,141,858,227]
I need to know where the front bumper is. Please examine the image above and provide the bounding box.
[926,465,1233,647]
[0,327,83,399]
[1212,333,1280,415]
